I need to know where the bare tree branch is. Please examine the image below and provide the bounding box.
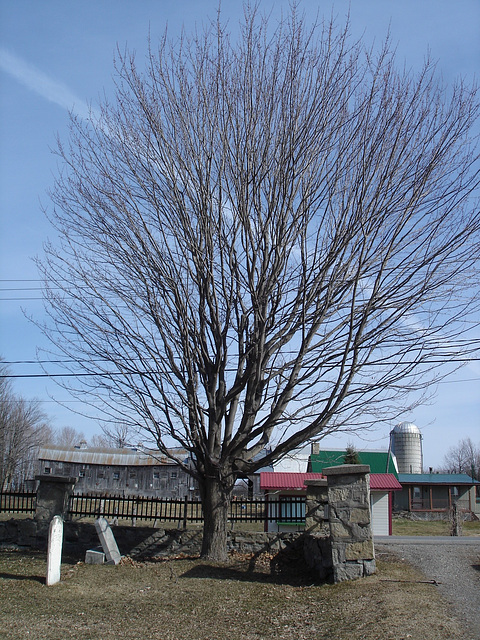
[36,6,480,558]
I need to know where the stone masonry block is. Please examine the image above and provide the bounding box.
[331,545,345,565]
[329,522,352,539]
[328,487,350,504]
[334,561,364,583]
[344,540,374,561]
[363,559,376,576]
[349,507,370,524]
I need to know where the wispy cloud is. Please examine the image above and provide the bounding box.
[0,48,96,120]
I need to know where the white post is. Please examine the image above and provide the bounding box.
[46,515,64,586]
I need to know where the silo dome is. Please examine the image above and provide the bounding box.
[390,421,423,474]
[392,421,421,435]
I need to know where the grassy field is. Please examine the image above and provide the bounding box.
[392,516,480,537]
[0,548,466,640]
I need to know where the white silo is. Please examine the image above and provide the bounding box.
[390,422,423,474]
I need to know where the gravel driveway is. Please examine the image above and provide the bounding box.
[375,537,480,640]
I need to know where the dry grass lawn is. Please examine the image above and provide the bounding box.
[0,548,467,640]
[392,516,480,537]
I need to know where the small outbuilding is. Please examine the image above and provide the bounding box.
[260,470,401,536]
[394,473,479,517]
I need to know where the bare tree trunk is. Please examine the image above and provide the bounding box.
[199,476,233,561]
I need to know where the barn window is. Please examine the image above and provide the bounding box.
[171,472,177,479]
[153,472,160,479]
[113,472,120,480]
[44,467,51,474]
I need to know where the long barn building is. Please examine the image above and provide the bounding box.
[37,444,198,498]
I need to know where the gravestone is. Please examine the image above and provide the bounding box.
[46,515,63,586]
[85,548,106,564]
[95,517,121,565]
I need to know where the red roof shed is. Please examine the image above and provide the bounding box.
[260,472,324,491]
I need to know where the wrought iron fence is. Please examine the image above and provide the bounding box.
[67,493,305,524]
[0,489,306,525]
[0,489,36,514]
[68,494,203,526]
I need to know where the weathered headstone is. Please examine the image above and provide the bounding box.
[95,517,121,565]
[46,515,63,586]
[85,548,106,564]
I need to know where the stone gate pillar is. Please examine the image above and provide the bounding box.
[303,478,332,580]
[35,475,77,527]
[304,478,329,534]
[324,464,375,582]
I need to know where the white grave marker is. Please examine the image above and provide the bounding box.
[95,517,122,565]
[46,515,63,586]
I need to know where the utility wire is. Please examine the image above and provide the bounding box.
[1,358,480,379]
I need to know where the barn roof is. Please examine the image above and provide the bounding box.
[309,450,398,476]
[38,445,188,467]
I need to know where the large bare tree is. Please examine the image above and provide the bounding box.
[38,7,480,559]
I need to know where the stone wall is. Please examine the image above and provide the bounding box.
[0,517,305,560]
[0,518,150,557]
[1,466,376,584]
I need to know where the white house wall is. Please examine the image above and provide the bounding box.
[273,447,310,473]
[371,492,389,536]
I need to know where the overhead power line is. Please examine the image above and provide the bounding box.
[1,357,480,379]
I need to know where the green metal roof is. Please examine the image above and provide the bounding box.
[309,450,398,477]
[398,473,477,485]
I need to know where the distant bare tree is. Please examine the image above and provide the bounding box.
[443,437,480,479]
[0,361,51,489]
[38,6,480,559]
[100,422,139,449]
[49,425,135,449]
[89,433,110,448]
[53,426,86,448]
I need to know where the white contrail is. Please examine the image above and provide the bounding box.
[0,47,97,121]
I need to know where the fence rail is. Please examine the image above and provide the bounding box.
[0,490,36,514]
[0,489,306,524]
[68,494,204,525]
[411,497,472,511]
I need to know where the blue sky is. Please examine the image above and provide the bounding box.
[0,0,479,467]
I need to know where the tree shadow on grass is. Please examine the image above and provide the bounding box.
[179,549,320,587]
[0,572,45,584]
